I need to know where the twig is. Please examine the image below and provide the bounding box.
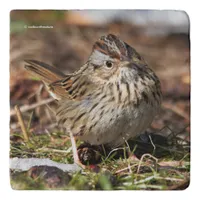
[134,175,156,184]
[148,134,156,152]
[114,163,138,174]
[134,175,183,185]
[36,147,72,154]
[124,139,131,153]
[14,105,29,141]
[124,140,132,174]
[105,147,128,161]
[10,98,54,116]
[27,84,43,100]
[179,153,190,163]
[136,153,158,174]
[27,111,34,131]
[135,184,163,190]
[158,160,189,168]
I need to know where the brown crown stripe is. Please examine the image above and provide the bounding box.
[100,34,138,60]
[93,42,120,59]
[103,34,127,55]
[94,34,143,62]
[112,38,127,57]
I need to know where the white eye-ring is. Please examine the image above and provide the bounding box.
[105,61,113,68]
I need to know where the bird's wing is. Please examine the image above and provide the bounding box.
[50,72,95,101]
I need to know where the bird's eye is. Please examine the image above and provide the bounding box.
[105,61,113,68]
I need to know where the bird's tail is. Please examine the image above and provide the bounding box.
[24,60,66,100]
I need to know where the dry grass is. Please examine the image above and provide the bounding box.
[10,128,190,190]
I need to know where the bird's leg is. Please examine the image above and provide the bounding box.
[68,129,85,169]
